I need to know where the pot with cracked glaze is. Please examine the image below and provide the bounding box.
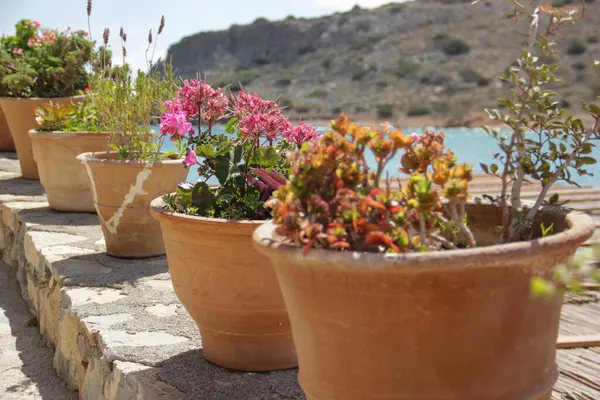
[253,202,595,400]
[150,196,297,372]
[78,152,187,258]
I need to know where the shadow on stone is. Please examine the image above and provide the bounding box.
[0,176,46,197]
[155,349,304,400]
[0,264,76,399]
[52,252,170,287]
[18,206,99,228]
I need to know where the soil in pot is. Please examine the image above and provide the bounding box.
[0,106,15,151]
[78,152,188,258]
[30,131,110,212]
[150,197,297,372]
[253,203,595,400]
[0,96,83,179]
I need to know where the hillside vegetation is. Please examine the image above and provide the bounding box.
[166,0,600,125]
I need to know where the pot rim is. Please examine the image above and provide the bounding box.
[0,94,85,102]
[29,130,111,138]
[77,151,184,166]
[252,203,595,270]
[150,195,265,226]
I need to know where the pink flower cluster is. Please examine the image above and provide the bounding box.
[233,91,278,116]
[26,30,57,47]
[160,108,193,139]
[282,122,321,146]
[239,113,293,142]
[12,48,23,55]
[177,79,228,125]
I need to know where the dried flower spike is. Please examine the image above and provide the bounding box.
[119,27,123,38]
[103,28,110,45]
[122,32,127,42]
[158,16,165,34]
[122,47,127,57]
[87,0,92,16]
[148,29,153,45]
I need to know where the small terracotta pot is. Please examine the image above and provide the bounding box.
[29,131,111,212]
[253,203,595,400]
[0,106,15,151]
[0,96,83,179]
[78,152,188,258]
[150,197,297,372]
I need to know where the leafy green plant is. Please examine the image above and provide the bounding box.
[394,58,421,78]
[267,115,476,254]
[472,0,599,291]
[566,37,587,55]
[88,15,178,161]
[34,97,106,133]
[0,19,94,98]
[434,34,470,56]
[376,103,393,118]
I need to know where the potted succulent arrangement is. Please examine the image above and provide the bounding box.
[29,98,110,212]
[150,81,319,371]
[77,18,187,258]
[0,19,93,178]
[252,2,598,399]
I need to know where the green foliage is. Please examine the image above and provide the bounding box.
[394,58,420,78]
[434,34,470,56]
[0,19,95,98]
[34,97,106,133]
[566,37,587,55]
[407,104,431,116]
[588,35,599,44]
[376,103,393,118]
[89,63,178,161]
[459,67,490,86]
[309,89,328,98]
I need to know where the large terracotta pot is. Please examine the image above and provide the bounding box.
[0,96,83,179]
[77,152,187,258]
[150,197,297,372]
[29,131,111,212]
[0,106,15,151]
[253,203,595,400]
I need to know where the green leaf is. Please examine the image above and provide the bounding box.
[480,163,489,174]
[225,118,238,134]
[232,143,244,165]
[191,182,217,214]
[576,156,596,167]
[490,163,499,174]
[214,155,231,185]
[195,144,215,158]
[530,277,555,298]
[251,147,279,168]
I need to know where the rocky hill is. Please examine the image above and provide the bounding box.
[166,0,600,125]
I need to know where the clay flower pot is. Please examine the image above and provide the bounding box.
[150,197,297,372]
[253,203,595,400]
[0,106,15,151]
[29,131,110,212]
[78,152,188,258]
[0,96,83,179]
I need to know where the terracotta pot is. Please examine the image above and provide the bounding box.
[78,152,188,258]
[150,197,297,372]
[29,131,110,212]
[0,106,15,151]
[0,96,83,179]
[253,203,595,400]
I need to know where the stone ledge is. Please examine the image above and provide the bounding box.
[0,155,303,400]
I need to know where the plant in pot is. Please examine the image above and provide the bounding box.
[150,81,320,371]
[77,20,186,258]
[29,98,110,212]
[0,19,94,178]
[252,3,598,399]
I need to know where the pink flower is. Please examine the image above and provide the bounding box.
[31,20,41,28]
[283,122,320,146]
[27,38,36,46]
[12,48,23,55]
[184,150,197,167]
[67,26,71,31]
[233,91,278,116]
[177,79,228,125]
[239,113,293,142]
[160,110,193,138]
[84,32,89,37]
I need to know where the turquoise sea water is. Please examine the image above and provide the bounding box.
[157,125,600,187]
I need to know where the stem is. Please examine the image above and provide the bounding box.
[450,201,476,248]
[419,214,428,249]
[432,233,456,249]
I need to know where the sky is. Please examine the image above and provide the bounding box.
[0,0,400,71]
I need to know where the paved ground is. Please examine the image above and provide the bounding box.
[0,263,75,400]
